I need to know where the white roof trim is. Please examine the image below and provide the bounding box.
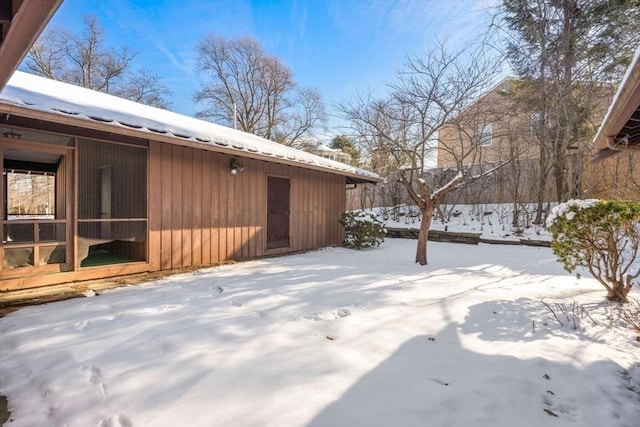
[0,71,379,181]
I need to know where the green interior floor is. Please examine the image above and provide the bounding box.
[81,249,134,267]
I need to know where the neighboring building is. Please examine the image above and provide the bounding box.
[0,72,379,291]
[310,142,352,164]
[437,78,613,204]
[590,47,640,200]
[436,79,548,204]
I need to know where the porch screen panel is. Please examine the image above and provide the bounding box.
[77,139,147,266]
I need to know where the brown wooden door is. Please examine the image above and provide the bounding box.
[267,176,290,249]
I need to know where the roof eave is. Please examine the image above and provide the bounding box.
[0,0,62,90]
[593,51,640,154]
[0,102,381,184]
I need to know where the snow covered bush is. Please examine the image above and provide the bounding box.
[340,211,386,249]
[547,199,640,303]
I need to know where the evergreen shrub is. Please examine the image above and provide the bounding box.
[340,211,386,249]
[547,199,640,302]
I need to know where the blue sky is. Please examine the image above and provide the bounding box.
[35,0,498,136]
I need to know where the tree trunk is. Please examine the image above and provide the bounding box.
[415,206,435,265]
[534,149,547,225]
[607,282,632,303]
[554,151,568,203]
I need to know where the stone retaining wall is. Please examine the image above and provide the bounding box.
[386,227,551,248]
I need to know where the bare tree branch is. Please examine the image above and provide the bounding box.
[24,15,172,108]
[194,35,326,147]
[338,40,503,265]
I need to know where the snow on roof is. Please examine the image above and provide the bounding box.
[0,71,379,182]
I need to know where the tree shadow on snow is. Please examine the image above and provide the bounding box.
[460,298,606,344]
[306,323,638,427]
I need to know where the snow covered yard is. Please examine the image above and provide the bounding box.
[1,239,639,427]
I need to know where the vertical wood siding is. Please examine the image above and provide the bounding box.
[149,141,346,270]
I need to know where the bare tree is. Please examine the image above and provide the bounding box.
[194,35,326,147]
[114,68,172,109]
[24,15,171,108]
[339,41,503,265]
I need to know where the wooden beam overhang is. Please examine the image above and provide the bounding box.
[0,0,62,90]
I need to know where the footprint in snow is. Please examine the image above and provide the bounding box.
[541,392,579,419]
[334,308,351,318]
[107,313,123,321]
[208,285,224,295]
[79,364,107,398]
[98,414,133,427]
[73,320,91,331]
[302,312,323,321]
[159,340,174,355]
[256,311,269,318]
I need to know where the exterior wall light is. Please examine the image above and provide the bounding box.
[229,157,245,175]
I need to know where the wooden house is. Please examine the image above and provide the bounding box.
[0,71,379,291]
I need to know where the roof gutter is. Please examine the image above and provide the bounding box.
[592,48,640,157]
[592,135,640,162]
